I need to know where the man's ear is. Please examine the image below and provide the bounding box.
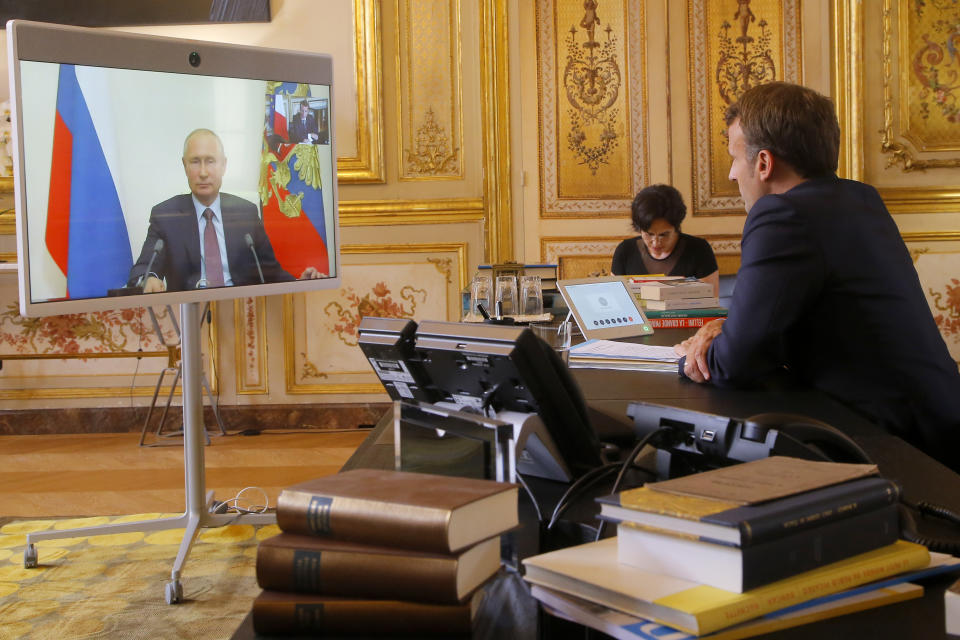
[755,149,774,181]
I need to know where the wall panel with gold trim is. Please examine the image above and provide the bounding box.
[396,0,463,180]
[283,243,466,395]
[905,233,960,364]
[536,0,651,218]
[688,0,802,215]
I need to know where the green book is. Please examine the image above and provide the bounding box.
[642,307,728,319]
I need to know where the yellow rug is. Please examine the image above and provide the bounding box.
[0,514,278,639]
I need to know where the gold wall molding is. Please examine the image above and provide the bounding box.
[283,242,467,395]
[837,0,960,212]
[0,209,13,235]
[234,296,267,395]
[832,0,864,180]
[688,0,802,215]
[338,0,386,183]
[880,0,960,172]
[480,0,514,261]
[536,0,650,218]
[901,231,960,243]
[339,198,484,225]
[396,0,464,181]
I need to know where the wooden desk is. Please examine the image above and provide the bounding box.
[235,365,960,640]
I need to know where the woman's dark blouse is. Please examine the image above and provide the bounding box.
[610,233,718,277]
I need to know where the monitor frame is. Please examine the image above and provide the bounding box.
[7,19,341,317]
[556,275,654,340]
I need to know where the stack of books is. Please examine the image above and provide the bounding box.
[627,277,727,329]
[251,468,518,636]
[523,457,946,637]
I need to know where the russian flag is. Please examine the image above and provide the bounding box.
[46,64,132,298]
[272,93,288,141]
[261,142,329,278]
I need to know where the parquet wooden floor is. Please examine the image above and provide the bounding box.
[0,429,368,518]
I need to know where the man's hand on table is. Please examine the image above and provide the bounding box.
[673,318,725,383]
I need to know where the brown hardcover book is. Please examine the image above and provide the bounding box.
[276,468,519,553]
[256,532,500,604]
[251,589,483,636]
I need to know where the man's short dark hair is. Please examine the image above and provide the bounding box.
[630,184,686,233]
[724,82,840,178]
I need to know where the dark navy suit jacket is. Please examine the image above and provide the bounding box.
[705,176,960,469]
[128,193,294,291]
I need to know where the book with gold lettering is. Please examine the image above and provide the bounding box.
[616,503,899,592]
[255,532,500,604]
[251,589,483,636]
[597,466,897,547]
[276,468,518,553]
[522,537,930,636]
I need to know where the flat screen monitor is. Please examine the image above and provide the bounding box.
[556,276,653,341]
[7,20,340,316]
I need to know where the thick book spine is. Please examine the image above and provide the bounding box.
[619,503,900,592]
[252,591,475,635]
[688,541,928,635]
[647,316,725,329]
[718,476,901,544]
[276,491,454,553]
[255,535,467,603]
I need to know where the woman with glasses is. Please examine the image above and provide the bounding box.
[611,184,719,295]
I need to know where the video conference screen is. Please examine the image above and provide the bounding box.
[9,21,340,316]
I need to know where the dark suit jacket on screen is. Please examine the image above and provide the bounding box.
[704,176,960,469]
[127,193,294,291]
[288,112,318,144]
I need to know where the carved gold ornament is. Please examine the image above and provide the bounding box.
[563,0,622,175]
[405,107,460,175]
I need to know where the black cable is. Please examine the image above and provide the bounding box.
[899,502,960,555]
[546,463,620,531]
[516,473,543,522]
[594,427,671,541]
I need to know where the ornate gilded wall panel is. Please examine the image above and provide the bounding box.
[338,0,386,184]
[284,243,466,394]
[537,0,650,218]
[396,0,463,180]
[688,0,801,215]
[836,0,960,211]
[0,268,220,400]
[234,296,267,395]
[904,233,960,363]
[882,0,960,171]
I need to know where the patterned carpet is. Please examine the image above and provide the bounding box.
[0,514,277,639]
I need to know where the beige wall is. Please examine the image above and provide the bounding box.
[1,0,958,415]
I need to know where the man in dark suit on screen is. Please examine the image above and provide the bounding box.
[128,128,324,293]
[287,100,319,144]
[674,82,960,471]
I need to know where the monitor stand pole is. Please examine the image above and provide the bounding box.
[22,301,276,604]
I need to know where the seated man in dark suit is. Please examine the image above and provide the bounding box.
[675,82,960,471]
[287,100,319,144]
[128,128,323,292]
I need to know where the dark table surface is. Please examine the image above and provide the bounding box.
[234,343,960,640]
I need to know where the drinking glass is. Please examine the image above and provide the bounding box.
[469,273,493,318]
[495,275,518,316]
[519,275,543,317]
[530,320,572,364]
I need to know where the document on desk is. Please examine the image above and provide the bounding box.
[569,339,680,362]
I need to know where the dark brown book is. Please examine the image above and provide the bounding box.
[256,532,500,604]
[251,589,482,636]
[276,469,518,553]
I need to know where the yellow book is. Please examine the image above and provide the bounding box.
[522,537,929,636]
